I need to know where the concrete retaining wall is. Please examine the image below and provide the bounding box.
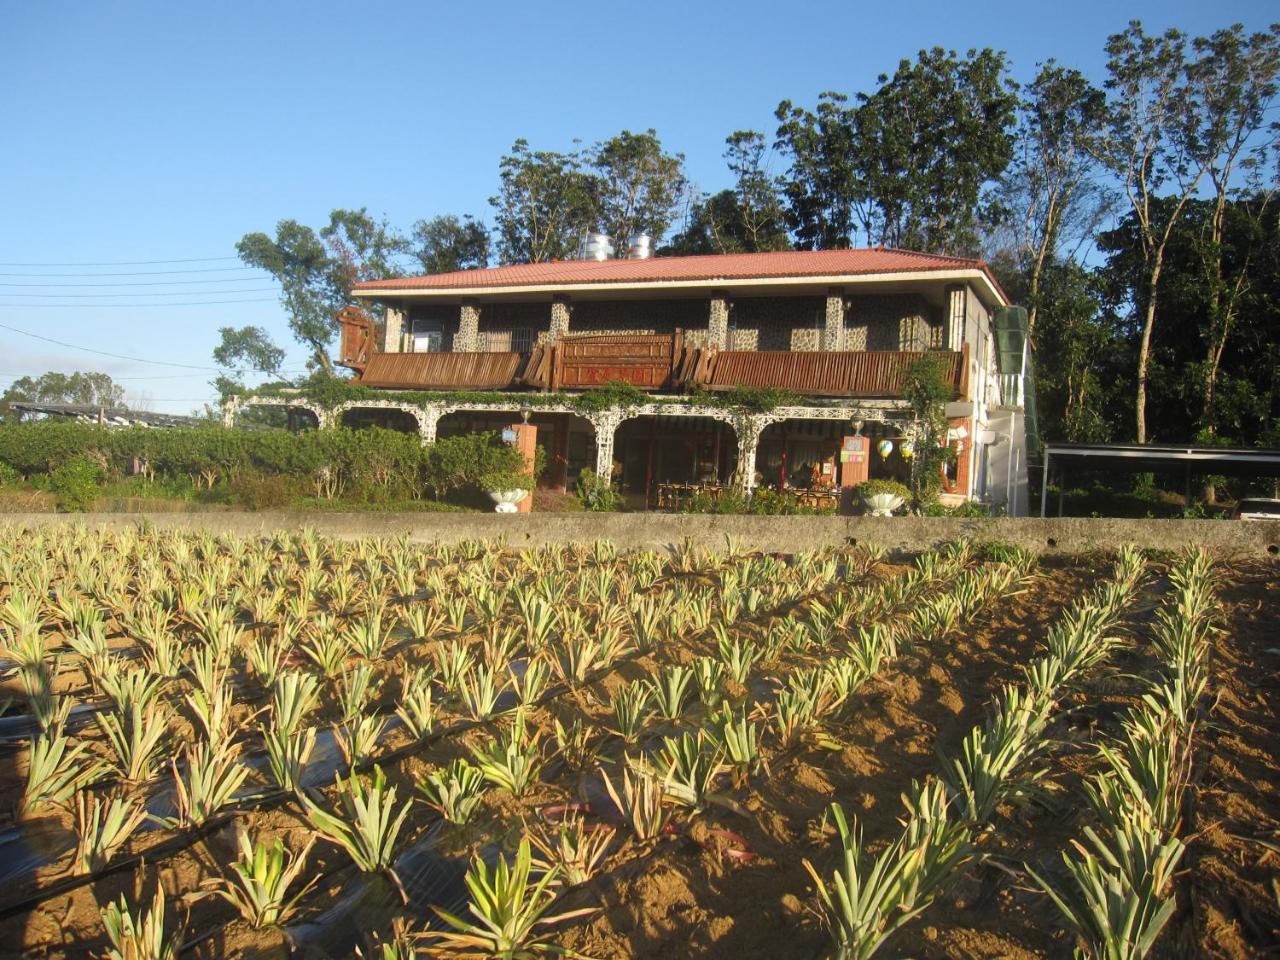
[4,513,1278,558]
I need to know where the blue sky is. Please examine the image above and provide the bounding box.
[2,0,1273,413]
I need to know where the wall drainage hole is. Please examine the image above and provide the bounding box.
[1046,537,1058,549]
[1268,544,1278,556]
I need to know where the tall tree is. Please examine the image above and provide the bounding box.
[1091,22,1205,443]
[409,214,491,274]
[237,209,406,373]
[774,92,862,249]
[1098,195,1280,447]
[775,48,1018,253]
[1,371,126,422]
[590,129,687,247]
[853,47,1019,253]
[211,326,286,398]
[1029,260,1123,443]
[723,131,789,252]
[994,63,1112,338]
[490,139,595,264]
[1183,23,1280,434]
[662,190,744,255]
[665,132,789,255]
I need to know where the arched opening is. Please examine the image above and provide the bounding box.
[436,410,596,493]
[754,418,847,492]
[337,406,421,434]
[233,401,320,432]
[613,415,736,510]
[752,418,910,510]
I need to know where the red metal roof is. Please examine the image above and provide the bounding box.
[353,248,1001,295]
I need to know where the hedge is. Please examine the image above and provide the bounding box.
[0,422,525,502]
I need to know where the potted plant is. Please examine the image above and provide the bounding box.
[480,467,533,513]
[853,479,910,517]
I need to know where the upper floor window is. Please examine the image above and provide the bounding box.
[411,317,444,353]
[477,329,534,353]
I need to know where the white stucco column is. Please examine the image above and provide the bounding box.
[588,409,624,479]
[419,405,442,444]
[220,397,240,428]
[736,415,769,491]
[946,286,966,352]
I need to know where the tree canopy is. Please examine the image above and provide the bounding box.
[1,371,127,423]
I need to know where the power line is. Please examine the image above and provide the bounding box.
[0,277,275,288]
[0,288,277,298]
[0,256,241,267]
[0,322,220,369]
[0,297,277,307]
[0,266,265,278]
[0,368,308,382]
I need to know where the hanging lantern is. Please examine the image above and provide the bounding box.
[876,439,894,459]
[899,440,914,460]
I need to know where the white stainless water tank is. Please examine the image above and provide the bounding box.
[580,233,614,261]
[626,234,652,259]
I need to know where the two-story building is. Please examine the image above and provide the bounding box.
[233,248,1031,514]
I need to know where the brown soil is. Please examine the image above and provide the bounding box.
[554,560,1280,960]
[4,555,1277,959]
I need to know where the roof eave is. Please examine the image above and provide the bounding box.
[353,268,1009,309]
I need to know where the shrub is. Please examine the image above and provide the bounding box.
[49,455,102,512]
[852,479,910,502]
[227,472,299,510]
[576,468,620,511]
[0,461,19,487]
[425,433,526,499]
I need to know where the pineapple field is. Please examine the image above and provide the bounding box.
[0,524,1276,958]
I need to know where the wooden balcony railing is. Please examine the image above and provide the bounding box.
[360,351,526,390]
[336,306,375,372]
[519,332,684,391]
[690,347,967,399]
[345,312,968,400]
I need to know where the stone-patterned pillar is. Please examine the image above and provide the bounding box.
[823,287,845,351]
[708,292,730,350]
[549,295,571,342]
[220,397,240,428]
[588,409,624,479]
[455,300,480,352]
[946,286,966,352]
[384,306,405,353]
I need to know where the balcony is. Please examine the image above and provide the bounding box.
[689,348,967,400]
[339,305,967,401]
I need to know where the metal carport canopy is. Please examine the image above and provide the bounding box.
[1039,442,1280,517]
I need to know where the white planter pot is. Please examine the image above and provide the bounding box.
[862,492,904,517]
[487,489,529,513]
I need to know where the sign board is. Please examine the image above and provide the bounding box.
[500,428,518,444]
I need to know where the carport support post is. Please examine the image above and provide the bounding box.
[1040,449,1050,518]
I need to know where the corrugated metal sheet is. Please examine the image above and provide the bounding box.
[358,352,524,389]
[353,248,999,292]
[698,350,964,399]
